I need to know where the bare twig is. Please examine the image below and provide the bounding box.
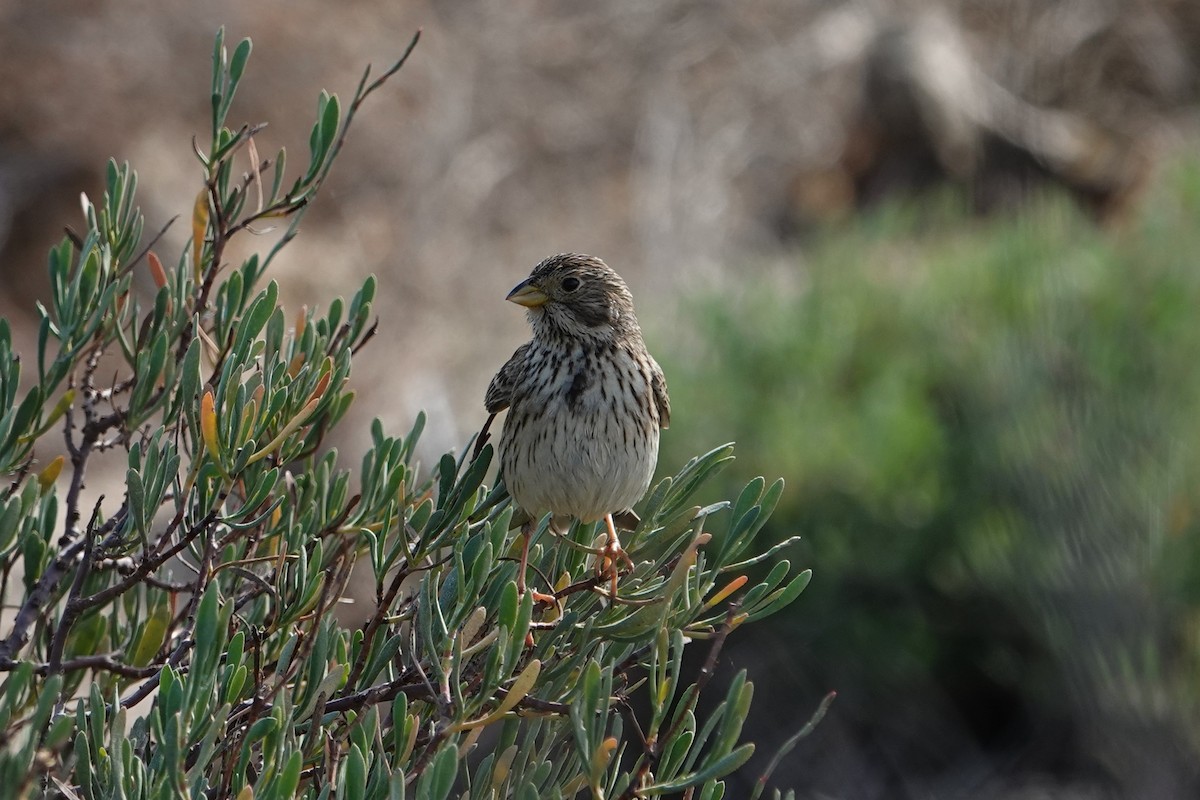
[118,635,196,709]
[46,495,105,674]
[31,652,161,679]
[344,561,412,690]
[119,215,179,280]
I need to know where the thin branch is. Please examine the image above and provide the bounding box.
[118,635,195,709]
[618,606,741,800]
[514,695,570,716]
[323,677,426,716]
[360,29,423,100]
[46,495,105,674]
[751,691,837,800]
[77,502,223,610]
[344,562,411,690]
[25,652,161,679]
[119,215,179,280]
[221,29,422,242]
[0,539,86,664]
[2,458,32,502]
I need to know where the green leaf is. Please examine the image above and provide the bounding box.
[416,744,457,800]
[0,498,21,553]
[739,559,791,611]
[127,467,147,535]
[744,569,812,624]
[7,386,42,447]
[497,580,519,631]
[22,534,46,587]
[74,729,95,794]
[341,744,367,800]
[191,582,224,683]
[234,282,279,356]
[277,750,303,799]
[270,147,289,203]
[230,38,252,89]
[177,335,201,411]
[658,727,694,781]
[320,94,341,156]
[710,671,752,758]
[130,604,169,667]
[641,743,754,795]
[389,771,406,800]
[22,675,64,765]
[0,662,33,731]
[245,716,279,745]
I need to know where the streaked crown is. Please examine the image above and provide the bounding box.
[506,253,640,342]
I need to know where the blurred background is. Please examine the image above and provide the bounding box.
[4,1,1200,797]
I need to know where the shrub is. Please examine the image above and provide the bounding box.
[658,181,1200,794]
[0,30,811,799]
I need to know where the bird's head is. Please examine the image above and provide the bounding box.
[506,253,640,342]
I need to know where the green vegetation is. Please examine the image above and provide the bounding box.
[0,31,810,799]
[659,175,1200,791]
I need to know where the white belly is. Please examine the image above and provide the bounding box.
[500,343,660,521]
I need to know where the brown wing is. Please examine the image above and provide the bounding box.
[474,343,533,461]
[649,355,670,429]
[485,342,532,413]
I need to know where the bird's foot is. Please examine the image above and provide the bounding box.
[515,520,553,603]
[595,513,635,598]
[527,589,557,606]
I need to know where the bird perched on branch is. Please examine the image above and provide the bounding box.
[482,253,670,600]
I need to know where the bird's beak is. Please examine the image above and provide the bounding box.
[506,279,549,308]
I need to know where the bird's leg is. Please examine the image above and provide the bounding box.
[598,513,636,597]
[516,519,556,606]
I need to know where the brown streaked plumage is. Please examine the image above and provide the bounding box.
[484,253,670,597]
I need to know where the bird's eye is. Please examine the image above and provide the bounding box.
[561,276,581,292]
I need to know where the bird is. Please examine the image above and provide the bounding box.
[482,253,670,601]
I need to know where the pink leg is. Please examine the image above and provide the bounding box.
[516,520,555,605]
[599,513,635,597]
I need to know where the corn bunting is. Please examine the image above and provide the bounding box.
[483,253,670,598]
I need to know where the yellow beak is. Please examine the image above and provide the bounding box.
[506,280,549,308]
